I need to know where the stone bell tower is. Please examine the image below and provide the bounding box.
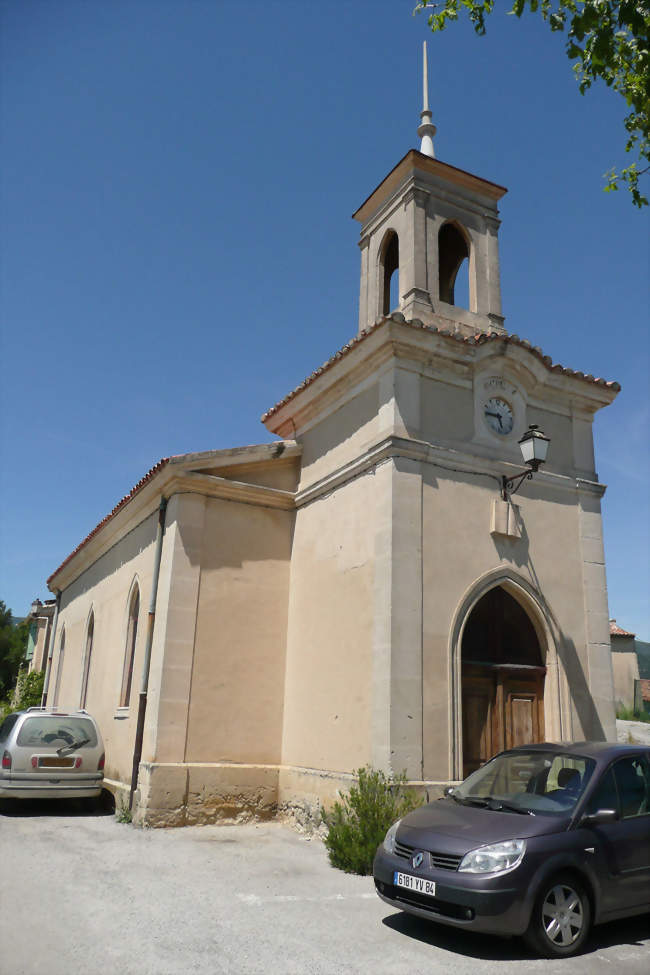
[354,43,507,338]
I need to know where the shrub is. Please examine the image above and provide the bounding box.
[616,704,650,724]
[0,669,46,718]
[116,796,133,824]
[12,670,45,711]
[324,766,423,875]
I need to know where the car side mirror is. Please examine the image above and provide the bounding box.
[581,808,618,827]
[444,786,456,798]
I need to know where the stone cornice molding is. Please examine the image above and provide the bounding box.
[402,185,430,209]
[168,441,301,470]
[575,477,607,498]
[401,287,432,306]
[296,434,606,507]
[173,471,295,509]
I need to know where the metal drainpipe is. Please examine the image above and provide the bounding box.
[129,496,168,810]
[41,591,61,707]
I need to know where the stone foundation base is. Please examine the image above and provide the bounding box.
[116,761,456,829]
[102,776,129,810]
[132,762,279,827]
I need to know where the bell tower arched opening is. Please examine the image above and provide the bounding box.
[380,230,399,316]
[439,222,470,307]
[461,586,545,777]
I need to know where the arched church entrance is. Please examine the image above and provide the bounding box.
[461,587,545,778]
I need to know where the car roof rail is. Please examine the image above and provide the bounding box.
[25,706,47,712]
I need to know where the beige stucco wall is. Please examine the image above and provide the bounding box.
[527,406,574,474]
[131,485,295,825]
[185,496,293,764]
[420,376,474,444]
[280,473,376,776]
[50,475,296,823]
[50,510,160,788]
[298,381,379,489]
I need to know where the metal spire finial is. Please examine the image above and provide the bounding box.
[417,41,436,158]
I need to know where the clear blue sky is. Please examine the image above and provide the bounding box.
[1,1,648,639]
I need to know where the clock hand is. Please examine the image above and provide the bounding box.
[486,411,500,419]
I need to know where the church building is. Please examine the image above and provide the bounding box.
[43,52,620,826]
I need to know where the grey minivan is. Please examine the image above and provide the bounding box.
[0,707,105,802]
[373,742,650,957]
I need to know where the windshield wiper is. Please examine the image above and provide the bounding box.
[445,789,487,807]
[56,737,90,757]
[484,797,535,816]
[455,795,491,808]
[451,794,535,815]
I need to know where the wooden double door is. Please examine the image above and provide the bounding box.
[462,663,545,778]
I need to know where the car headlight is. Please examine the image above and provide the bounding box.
[383,819,401,854]
[458,839,526,874]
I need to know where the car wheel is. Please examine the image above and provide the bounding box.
[524,874,591,958]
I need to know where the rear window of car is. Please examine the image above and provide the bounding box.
[16,716,98,748]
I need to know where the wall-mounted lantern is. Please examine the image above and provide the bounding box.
[502,425,550,501]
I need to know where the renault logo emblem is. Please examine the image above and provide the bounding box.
[412,852,424,869]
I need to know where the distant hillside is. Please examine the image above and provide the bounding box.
[636,640,650,679]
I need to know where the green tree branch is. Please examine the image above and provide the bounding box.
[414,1,650,207]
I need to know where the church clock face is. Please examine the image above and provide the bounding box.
[484,396,514,435]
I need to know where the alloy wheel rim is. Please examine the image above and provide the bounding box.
[541,883,584,947]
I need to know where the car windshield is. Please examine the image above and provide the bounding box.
[16,716,98,749]
[454,750,596,816]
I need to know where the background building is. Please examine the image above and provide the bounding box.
[24,599,56,674]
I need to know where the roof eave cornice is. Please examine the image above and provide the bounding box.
[352,149,507,226]
[48,441,301,592]
[262,316,620,436]
[47,464,172,592]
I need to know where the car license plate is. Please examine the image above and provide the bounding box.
[38,757,75,768]
[394,872,436,898]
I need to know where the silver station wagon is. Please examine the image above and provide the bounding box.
[0,707,105,801]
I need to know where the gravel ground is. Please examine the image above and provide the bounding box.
[0,800,648,975]
[617,719,650,746]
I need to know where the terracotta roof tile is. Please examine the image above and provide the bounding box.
[261,315,621,422]
[610,619,636,638]
[47,457,170,587]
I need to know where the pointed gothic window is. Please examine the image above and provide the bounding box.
[80,612,94,708]
[462,588,542,667]
[120,586,140,707]
[380,230,399,316]
[439,222,469,307]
